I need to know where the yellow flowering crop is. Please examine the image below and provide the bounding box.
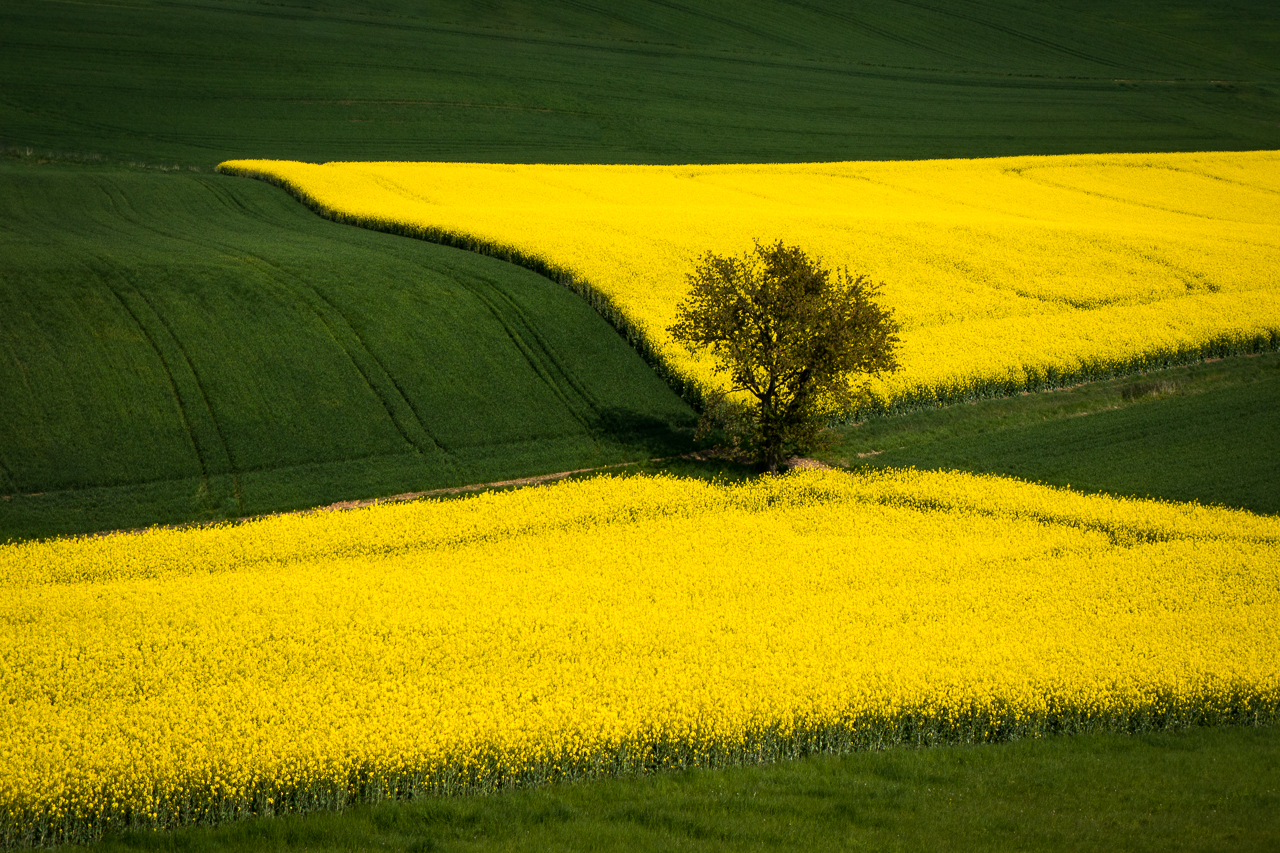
[3,468,1277,846]
[218,152,1280,411]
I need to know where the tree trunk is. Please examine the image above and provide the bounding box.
[761,438,783,474]
[758,395,783,473]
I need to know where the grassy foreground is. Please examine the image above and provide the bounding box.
[67,725,1279,852]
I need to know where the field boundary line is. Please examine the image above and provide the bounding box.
[303,458,675,511]
[6,454,736,540]
[215,163,709,410]
[305,453,827,512]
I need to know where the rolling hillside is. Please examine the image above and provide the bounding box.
[2,2,1279,850]
[3,0,1278,167]
[1,0,1277,540]
[0,164,692,540]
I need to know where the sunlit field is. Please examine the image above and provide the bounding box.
[220,151,1280,412]
[6,2,1280,849]
[3,468,1277,847]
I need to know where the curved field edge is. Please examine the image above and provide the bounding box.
[0,162,701,543]
[3,467,1278,847]
[213,163,702,405]
[214,159,1280,418]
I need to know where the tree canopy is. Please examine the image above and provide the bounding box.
[668,240,900,472]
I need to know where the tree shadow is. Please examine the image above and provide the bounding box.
[586,406,697,457]
[584,406,761,482]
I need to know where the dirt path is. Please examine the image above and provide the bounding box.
[303,454,831,514]
[59,454,834,537]
[314,458,662,512]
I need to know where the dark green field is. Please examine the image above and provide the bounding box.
[824,352,1280,515]
[3,0,1278,167]
[3,1,1279,850]
[0,162,694,541]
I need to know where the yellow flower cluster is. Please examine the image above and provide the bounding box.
[218,153,1280,411]
[3,469,1277,845]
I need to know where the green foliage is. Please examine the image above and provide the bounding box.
[669,242,898,472]
[69,725,1280,852]
[0,162,695,541]
[2,0,1278,169]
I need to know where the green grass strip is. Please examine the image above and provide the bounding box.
[69,725,1279,853]
[826,352,1280,515]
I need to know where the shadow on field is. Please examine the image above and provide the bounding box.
[587,407,698,458]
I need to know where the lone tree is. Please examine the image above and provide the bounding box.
[668,240,900,473]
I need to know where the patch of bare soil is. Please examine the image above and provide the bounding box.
[785,456,835,470]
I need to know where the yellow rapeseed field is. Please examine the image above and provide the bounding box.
[218,152,1280,411]
[3,468,1278,846]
